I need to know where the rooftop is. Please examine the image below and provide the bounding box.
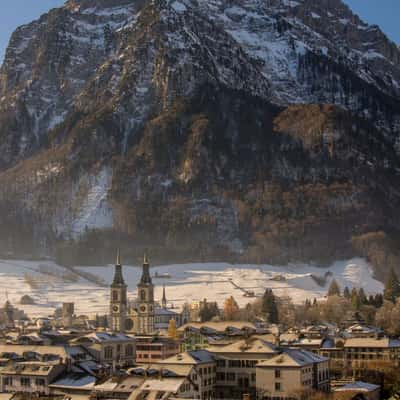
[334,381,380,392]
[257,349,328,368]
[210,338,277,355]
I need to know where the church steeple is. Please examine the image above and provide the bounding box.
[137,253,155,335]
[140,253,152,285]
[112,249,125,286]
[162,284,167,309]
[110,249,127,332]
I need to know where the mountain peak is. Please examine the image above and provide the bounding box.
[0,0,399,270]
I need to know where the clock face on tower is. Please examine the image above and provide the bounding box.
[113,305,119,313]
[140,305,146,313]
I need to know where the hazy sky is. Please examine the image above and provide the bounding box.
[0,0,399,63]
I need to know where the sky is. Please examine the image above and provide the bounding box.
[0,1,399,64]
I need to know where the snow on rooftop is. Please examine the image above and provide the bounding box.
[50,374,96,389]
[334,381,380,392]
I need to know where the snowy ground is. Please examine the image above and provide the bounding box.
[0,258,383,318]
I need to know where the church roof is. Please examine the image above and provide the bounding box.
[139,254,152,285]
[112,250,125,286]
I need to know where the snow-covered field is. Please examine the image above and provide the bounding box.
[0,258,383,318]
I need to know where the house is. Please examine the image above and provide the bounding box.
[178,322,259,352]
[211,338,278,399]
[0,361,66,395]
[256,349,330,400]
[344,337,400,370]
[332,381,380,400]
[49,373,97,396]
[128,364,197,400]
[157,350,216,400]
[135,336,180,363]
[71,332,136,367]
[154,308,181,331]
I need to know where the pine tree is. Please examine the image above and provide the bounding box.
[343,287,351,299]
[351,288,361,310]
[358,288,367,305]
[383,268,400,303]
[368,295,375,306]
[262,289,279,324]
[327,279,341,297]
[374,293,383,308]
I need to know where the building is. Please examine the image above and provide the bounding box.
[0,361,66,395]
[211,338,279,399]
[71,332,136,367]
[128,364,198,400]
[135,336,180,363]
[62,303,75,329]
[332,381,380,400]
[110,254,155,335]
[256,349,330,400]
[178,322,259,352]
[157,350,216,400]
[343,337,400,371]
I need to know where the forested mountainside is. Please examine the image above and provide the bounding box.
[0,0,400,276]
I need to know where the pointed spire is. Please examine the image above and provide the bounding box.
[140,252,152,285]
[112,249,125,286]
[162,284,167,309]
[116,248,121,266]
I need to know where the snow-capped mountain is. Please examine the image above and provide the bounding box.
[0,0,399,271]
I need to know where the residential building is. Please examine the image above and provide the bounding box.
[71,332,136,366]
[332,381,380,400]
[256,349,330,400]
[135,336,180,363]
[157,350,216,400]
[211,338,278,399]
[0,361,66,395]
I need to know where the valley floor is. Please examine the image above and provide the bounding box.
[0,258,382,318]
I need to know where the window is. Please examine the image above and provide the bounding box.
[35,378,45,386]
[21,377,31,387]
[216,359,226,367]
[216,372,225,381]
[126,344,134,357]
[226,373,235,381]
[275,382,281,392]
[113,291,118,301]
[140,290,146,301]
[104,346,113,359]
[125,319,134,331]
[4,377,13,386]
[275,369,281,378]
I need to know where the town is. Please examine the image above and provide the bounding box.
[0,253,398,400]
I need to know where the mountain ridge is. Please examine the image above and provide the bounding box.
[0,0,399,276]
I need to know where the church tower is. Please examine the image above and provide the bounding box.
[137,254,155,335]
[162,284,167,309]
[110,250,127,332]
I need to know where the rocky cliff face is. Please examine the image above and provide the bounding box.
[0,0,400,270]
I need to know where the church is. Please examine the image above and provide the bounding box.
[109,252,184,335]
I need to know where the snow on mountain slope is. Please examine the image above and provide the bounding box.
[0,258,382,318]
